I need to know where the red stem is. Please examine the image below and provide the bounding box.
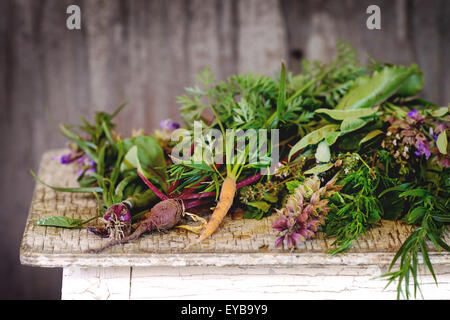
[137,170,169,201]
[179,191,216,200]
[183,199,211,210]
[236,173,262,189]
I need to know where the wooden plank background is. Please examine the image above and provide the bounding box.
[1,0,449,299]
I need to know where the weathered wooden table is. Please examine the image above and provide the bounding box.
[20,150,450,299]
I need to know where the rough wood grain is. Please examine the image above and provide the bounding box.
[20,150,450,269]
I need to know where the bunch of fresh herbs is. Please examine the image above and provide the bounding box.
[32,41,449,299]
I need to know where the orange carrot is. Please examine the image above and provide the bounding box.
[196,176,236,242]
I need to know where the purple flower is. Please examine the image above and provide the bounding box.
[286,233,302,248]
[406,109,426,123]
[414,141,431,159]
[60,153,73,164]
[407,109,419,119]
[272,176,337,250]
[160,119,180,132]
[272,215,293,231]
[275,235,284,247]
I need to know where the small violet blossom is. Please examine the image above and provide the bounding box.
[159,119,180,132]
[414,141,431,159]
[407,109,419,119]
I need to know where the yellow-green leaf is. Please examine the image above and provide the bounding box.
[437,131,447,154]
[340,118,367,133]
[35,216,83,229]
[247,201,271,213]
[432,106,449,118]
[359,130,384,145]
[325,131,341,146]
[315,140,331,163]
[315,106,379,120]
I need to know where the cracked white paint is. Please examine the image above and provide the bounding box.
[61,265,450,300]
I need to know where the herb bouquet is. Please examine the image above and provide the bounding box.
[32,42,449,299]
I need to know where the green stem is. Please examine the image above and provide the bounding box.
[286,60,339,105]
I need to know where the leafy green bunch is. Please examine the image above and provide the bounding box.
[32,104,166,228]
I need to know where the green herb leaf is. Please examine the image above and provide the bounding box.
[288,124,340,160]
[315,106,379,120]
[406,207,427,225]
[286,180,300,193]
[315,140,331,163]
[436,131,447,155]
[325,131,341,146]
[35,216,83,229]
[247,201,271,213]
[274,62,287,127]
[359,129,384,145]
[303,163,334,175]
[340,117,368,133]
[336,64,420,110]
[396,72,424,97]
[431,106,449,117]
[31,170,103,193]
[263,193,278,203]
[399,189,428,198]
